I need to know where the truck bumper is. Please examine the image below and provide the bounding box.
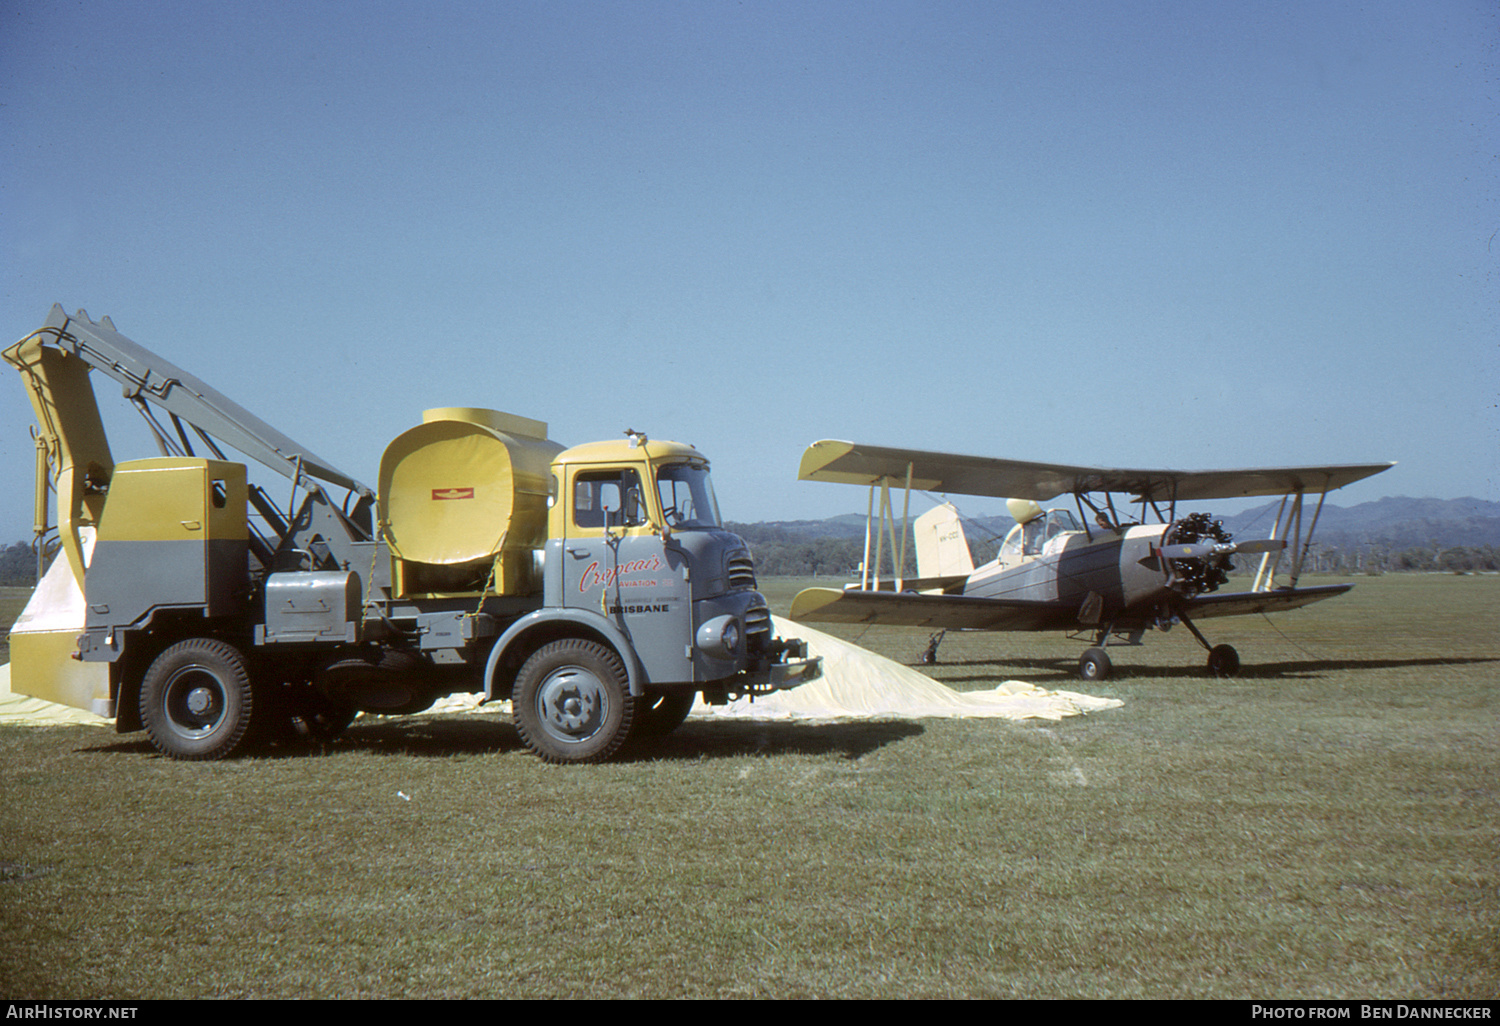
[753,653,823,691]
[701,639,822,703]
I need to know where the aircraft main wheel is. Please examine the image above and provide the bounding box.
[1078,647,1112,682]
[630,688,695,740]
[513,640,635,764]
[1207,644,1241,677]
[139,638,256,760]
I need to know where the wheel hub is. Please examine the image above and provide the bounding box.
[164,668,225,733]
[537,668,604,740]
[186,686,216,717]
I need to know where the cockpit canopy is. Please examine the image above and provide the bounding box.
[999,507,1082,559]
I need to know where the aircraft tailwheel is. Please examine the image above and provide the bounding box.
[918,630,946,666]
[1078,647,1112,682]
[1207,644,1240,677]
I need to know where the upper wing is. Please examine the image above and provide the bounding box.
[798,440,1393,503]
[1179,583,1355,619]
[790,586,1074,631]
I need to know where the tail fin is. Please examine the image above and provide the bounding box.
[914,503,975,580]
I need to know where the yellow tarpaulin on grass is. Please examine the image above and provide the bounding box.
[0,618,1121,729]
[691,617,1122,722]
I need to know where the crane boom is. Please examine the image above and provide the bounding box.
[12,305,371,497]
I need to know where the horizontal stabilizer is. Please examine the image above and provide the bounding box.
[855,574,971,593]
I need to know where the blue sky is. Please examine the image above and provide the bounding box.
[2,0,1495,538]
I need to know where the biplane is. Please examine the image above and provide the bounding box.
[789,440,1394,680]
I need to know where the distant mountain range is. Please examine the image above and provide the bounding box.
[732,496,1500,554]
[1217,497,1500,551]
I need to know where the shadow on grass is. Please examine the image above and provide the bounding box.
[922,654,1499,683]
[626,718,926,762]
[69,717,523,761]
[73,712,926,763]
[1227,655,1500,679]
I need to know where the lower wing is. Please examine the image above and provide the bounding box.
[789,586,1074,631]
[1180,583,1355,619]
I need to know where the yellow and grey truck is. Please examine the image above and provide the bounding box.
[5,305,818,762]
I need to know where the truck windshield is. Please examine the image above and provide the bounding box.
[656,462,722,529]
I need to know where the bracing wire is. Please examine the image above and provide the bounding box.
[1257,611,1324,661]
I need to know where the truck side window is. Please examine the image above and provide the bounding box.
[573,469,647,529]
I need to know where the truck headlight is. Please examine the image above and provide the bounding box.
[696,615,741,660]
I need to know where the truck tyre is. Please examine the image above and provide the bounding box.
[630,688,695,741]
[513,639,635,764]
[139,638,257,760]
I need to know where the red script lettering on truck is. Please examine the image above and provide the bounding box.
[580,557,663,592]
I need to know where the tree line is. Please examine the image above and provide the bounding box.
[724,524,901,579]
[0,542,39,586]
[725,528,1500,578]
[4,535,1498,590]
[1292,543,1500,575]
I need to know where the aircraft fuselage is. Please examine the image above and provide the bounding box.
[961,524,1178,629]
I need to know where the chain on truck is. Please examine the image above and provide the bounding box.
[4,306,820,763]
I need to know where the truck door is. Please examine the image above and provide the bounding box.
[560,466,692,684]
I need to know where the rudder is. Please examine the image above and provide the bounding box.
[913,503,975,579]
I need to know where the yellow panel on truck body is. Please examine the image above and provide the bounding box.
[82,458,250,626]
[7,528,113,716]
[93,457,248,542]
[378,408,565,596]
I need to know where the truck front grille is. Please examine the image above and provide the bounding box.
[745,602,772,651]
[728,553,757,590]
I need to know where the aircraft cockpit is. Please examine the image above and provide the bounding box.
[999,506,1082,559]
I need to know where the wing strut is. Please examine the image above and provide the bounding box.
[859,462,915,592]
[1251,485,1332,590]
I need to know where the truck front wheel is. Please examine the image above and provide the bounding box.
[630,688,695,740]
[139,638,256,760]
[513,640,634,764]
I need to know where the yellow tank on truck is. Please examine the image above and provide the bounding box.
[378,408,565,597]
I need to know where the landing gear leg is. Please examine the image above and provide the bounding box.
[1175,606,1240,678]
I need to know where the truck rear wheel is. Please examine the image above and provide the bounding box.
[139,638,256,760]
[512,639,634,764]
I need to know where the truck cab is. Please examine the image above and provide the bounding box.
[486,434,816,763]
[546,437,783,693]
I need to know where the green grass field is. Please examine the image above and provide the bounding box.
[2,575,1496,999]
